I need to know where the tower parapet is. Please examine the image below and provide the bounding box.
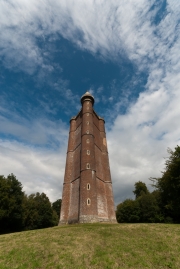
[59,91,116,224]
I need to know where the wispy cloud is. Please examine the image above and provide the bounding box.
[0,110,68,146]
[0,0,180,204]
[108,67,180,203]
[0,107,68,202]
[0,139,66,202]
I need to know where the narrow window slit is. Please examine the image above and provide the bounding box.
[86,163,90,169]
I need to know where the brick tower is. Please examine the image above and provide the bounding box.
[59,92,116,224]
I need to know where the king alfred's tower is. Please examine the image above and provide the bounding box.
[59,92,116,224]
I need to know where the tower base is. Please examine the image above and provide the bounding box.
[59,216,117,225]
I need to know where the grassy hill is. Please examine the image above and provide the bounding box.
[0,223,180,269]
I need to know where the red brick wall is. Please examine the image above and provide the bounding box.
[59,94,116,224]
[68,178,80,223]
[59,113,82,224]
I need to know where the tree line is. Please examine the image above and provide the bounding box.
[0,173,61,234]
[116,145,180,223]
[1,145,180,233]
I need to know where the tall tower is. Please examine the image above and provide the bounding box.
[59,92,116,224]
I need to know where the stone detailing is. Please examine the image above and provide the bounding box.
[59,92,117,224]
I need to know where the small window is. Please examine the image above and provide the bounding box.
[87,183,90,190]
[87,106,89,110]
[86,121,89,125]
[86,139,90,143]
[87,198,91,205]
[87,113,89,116]
[86,163,90,169]
[87,150,90,155]
[86,130,89,134]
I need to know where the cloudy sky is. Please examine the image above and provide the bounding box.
[0,0,180,204]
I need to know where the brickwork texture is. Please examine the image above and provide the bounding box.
[59,92,117,224]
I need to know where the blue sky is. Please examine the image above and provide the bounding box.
[0,0,180,204]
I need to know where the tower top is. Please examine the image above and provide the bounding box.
[81,91,94,106]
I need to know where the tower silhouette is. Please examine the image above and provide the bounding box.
[59,92,116,224]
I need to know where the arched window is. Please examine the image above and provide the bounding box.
[86,163,90,169]
[87,198,91,205]
[87,183,90,190]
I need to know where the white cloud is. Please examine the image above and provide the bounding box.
[0,139,66,202]
[0,0,156,71]
[0,111,68,202]
[108,68,180,203]
[1,0,180,205]
[0,113,68,146]
[1,1,179,80]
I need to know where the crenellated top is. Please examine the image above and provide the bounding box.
[81,91,94,106]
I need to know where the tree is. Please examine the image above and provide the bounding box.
[23,192,57,230]
[0,174,24,232]
[52,199,61,219]
[137,192,163,223]
[116,199,141,223]
[133,181,149,199]
[152,146,180,222]
[116,181,163,223]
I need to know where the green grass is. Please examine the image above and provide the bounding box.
[0,223,180,269]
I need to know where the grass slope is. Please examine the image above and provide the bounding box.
[0,223,180,269]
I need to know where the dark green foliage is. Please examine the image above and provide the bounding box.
[52,199,61,219]
[153,146,180,223]
[23,192,57,230]
[116,199,141,223]
[137,192,163,223]
[133,181,149,199]
[51,209,59,226]
[0,174,24,232]
[116,183,163,223]
[117,146,180,224]
[0,174,60,233]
